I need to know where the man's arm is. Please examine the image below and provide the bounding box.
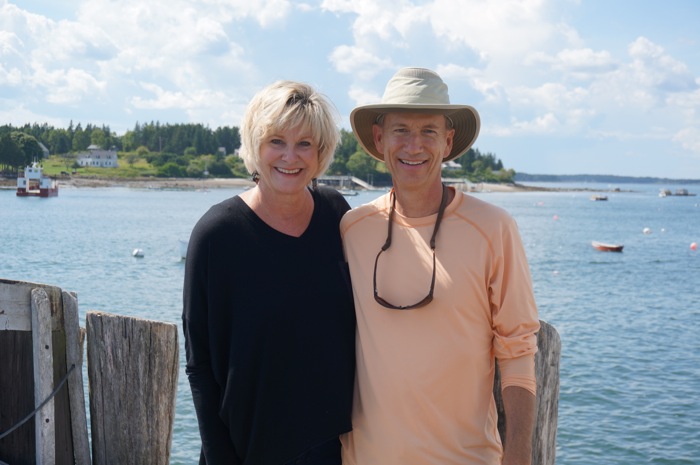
[501,385,535,465]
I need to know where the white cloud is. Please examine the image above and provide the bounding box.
[627,37,696,92]
[23,63,105,104]
[529,48,617,78]
[329,45,392,80]
[512,112,561,133]
[347,84,382,107]
[0,30,23,56]
[0,64,22,86]
[428,0,560,65]
[673,127,700,153]
[0,100,66,126]
[131,83,227,111]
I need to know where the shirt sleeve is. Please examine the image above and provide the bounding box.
[182,215,239,464]
[498,354,537,395]
[489,214,540,395]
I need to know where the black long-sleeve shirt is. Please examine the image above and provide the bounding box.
[183,187,355,465]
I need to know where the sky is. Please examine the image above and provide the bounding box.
[1,0,699,179]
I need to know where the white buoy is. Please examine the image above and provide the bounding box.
[132,248,145,258]
[643,227,652,235]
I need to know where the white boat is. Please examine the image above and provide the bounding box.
[132,248,145,258]
[16,162,58,197]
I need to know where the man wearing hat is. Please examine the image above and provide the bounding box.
[340,67,540,465]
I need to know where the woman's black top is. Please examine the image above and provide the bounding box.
[183,187,355,465]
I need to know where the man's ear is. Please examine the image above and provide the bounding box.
[372,124,385,156]
[443,127,455,159]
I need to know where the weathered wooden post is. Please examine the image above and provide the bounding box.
[0,279,91,465]
[494,319,561,465]
[86,311,178,465]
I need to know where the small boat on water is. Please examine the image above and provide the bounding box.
[659,188,696,197]
[674,188,696,196]
[591,241,624,252]
[16,162,58,197]
[338,189,358,196]
[590,195,608,201]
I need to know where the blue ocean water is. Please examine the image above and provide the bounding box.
[1,183,699,464]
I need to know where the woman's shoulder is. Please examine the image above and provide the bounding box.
[191,195,246,236]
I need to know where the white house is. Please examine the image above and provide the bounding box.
[442,160,462,171]
[77,145,119,168]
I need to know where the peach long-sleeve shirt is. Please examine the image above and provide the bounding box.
[340,189,539,465]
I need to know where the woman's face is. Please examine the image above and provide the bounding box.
[257,124,319,196]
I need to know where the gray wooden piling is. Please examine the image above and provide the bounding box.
[63,291,91,463]
[0,278,90,465]
[31,288,55,465]
[494,319,561,465]
[86,311,178,465]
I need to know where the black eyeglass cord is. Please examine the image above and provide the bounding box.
[383,183,448,250]
[374,184,449,310]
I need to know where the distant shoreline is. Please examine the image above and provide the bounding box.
[1,176,256,190]
[0,175,625,193]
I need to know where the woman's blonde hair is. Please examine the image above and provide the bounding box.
[239,80,340,179]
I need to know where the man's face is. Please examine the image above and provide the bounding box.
[373,112,454,192]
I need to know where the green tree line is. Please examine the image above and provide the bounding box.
[1,122,514,184]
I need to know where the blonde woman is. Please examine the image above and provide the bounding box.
[183,81,355,465]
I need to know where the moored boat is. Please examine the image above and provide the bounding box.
[591,241,624,252]
[674,188,696,196]
[16,162,58,197]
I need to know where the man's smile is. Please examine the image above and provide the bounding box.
[399,159,427,166]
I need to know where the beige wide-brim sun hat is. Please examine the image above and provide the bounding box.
[350,67,481,162]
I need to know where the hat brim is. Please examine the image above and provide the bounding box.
[350,103,481,162]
